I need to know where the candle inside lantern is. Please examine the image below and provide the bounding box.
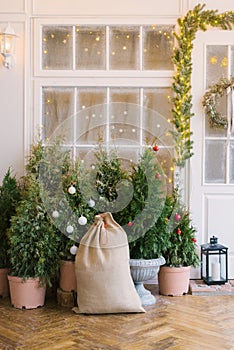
[211,262,220,281]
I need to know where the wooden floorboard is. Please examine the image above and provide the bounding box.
[0,285,234,350]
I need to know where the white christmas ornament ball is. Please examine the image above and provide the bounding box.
[68,185,76,195]
[88,199,95,208]
[52,210,59,218]
[66,225,74,233]
[70,245,77,255]
[78,215,87,225]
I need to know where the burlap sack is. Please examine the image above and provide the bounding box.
[74,212,145,314]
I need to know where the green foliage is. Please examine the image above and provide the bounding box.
[8,176,61,285]
[129,196,172,259]
[161,191,200,267]
[6,137,199,276]
[25,139,44,177]
[112,147,167,259]
[7,140,64,285]
[95,146,130,213]
[58,234,77,262]
[63,159,97,223]
[59,158,98,260]
[172,4,234,166]
[0,169,21,268]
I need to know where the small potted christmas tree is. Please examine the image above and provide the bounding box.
[114,146,168,305]
[93,145,169,306]
[7,141,61,309]
[58,158,97,295]
[0,169,21,298]
[158,189,200,296]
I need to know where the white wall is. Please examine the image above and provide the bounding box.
[189,0,234,11]
[31,0,182,16]
[0,0,232,183]
[0,17,25,182]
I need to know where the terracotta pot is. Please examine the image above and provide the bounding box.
[0,268,11,298]
[59,260,76,292]
[158,265,191,296]
[8,275,46,309]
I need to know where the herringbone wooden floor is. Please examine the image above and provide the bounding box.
[0,285,234,350]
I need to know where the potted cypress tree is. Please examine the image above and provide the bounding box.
[113,147,168,305]
[7,141,61,309]
[93,145,169,305]
[158,190,200,296]
[58,158,97,294]
[0,169,21,298]
[8,175,61,309]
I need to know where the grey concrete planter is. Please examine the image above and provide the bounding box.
[129,257,165,306]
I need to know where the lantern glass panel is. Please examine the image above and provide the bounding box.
[209,251,222,282]
[0,34,14,56]
[5,35,14,54]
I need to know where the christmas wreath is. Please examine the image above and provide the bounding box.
[202,77,234,129]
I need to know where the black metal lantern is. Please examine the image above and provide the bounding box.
[201,236,228,285]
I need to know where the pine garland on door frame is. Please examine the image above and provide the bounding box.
[202,76,234,129]
[172,4,234,167]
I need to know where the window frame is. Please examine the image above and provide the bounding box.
[33,17,176,77]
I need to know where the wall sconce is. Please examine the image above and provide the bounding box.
[0,23,17,69]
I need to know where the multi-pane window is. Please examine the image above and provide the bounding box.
[205,45,234,184]
[37,23,175,189]
[41,25,174,71]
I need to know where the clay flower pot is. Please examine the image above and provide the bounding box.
[158,265,191,296]
[8,275,46,309]
[59,260,77,292]
[0,268,11,298]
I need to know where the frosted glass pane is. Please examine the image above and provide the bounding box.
[113,147,140,170]
[42,26,73,70]
[205,94,227,137]
[231,46,234,75]
[75,26,106,69]
[42,87,74,140]
[109,92,140,142]
[76,88,106,111]
[206,45,228,88]
[110,88,139,104]
[109,27,140,70]
[76,147,97,166]
[229,142,234,183]
[76,88,106,145]
[109,94,141,144]
[110,123,141,143]
[143,88,174,146]
[143,25,174,70]
[205,140,226,183]
[76,101,106,144]
[143,88,172,121]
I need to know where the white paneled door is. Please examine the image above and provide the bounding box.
[190,29,234,278]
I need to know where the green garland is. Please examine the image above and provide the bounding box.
[172,4,234,167]
[202,76,234,129]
